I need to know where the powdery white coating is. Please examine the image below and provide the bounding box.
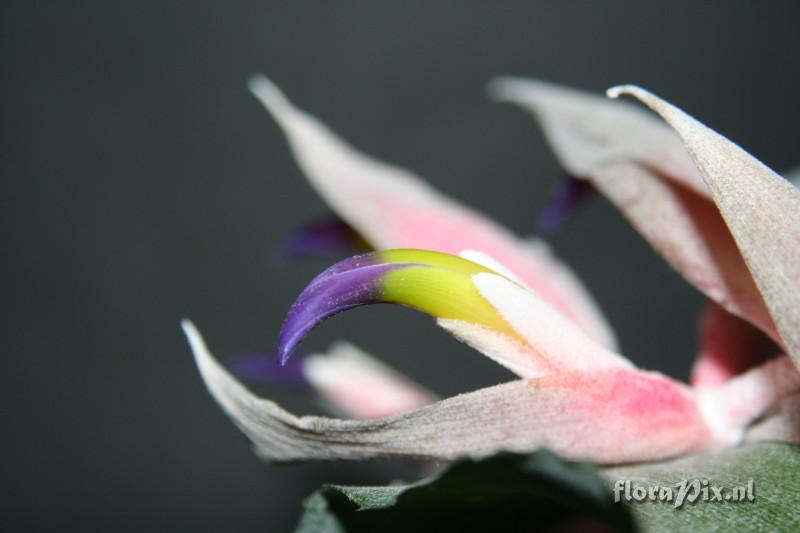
[610,84,800,371]
[496,76,779,347]
[184,319,713,463]
[489,77,708,195]
[461,244,621,355]
[436,318,552,379]
[592,161,773,338]
[472,273,633,372]
[302,342,436,419]
[248,74,618,352]
[459,241,623,358]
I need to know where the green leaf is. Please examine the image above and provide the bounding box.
[603,443,799,531]
[296,444,799,532]
[295,449,635,532]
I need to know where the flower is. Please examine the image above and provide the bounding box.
[183,76,800,464]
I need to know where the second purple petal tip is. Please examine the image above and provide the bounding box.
[537,177,595,234]
[228,352,308,387]
[279,215,367,262]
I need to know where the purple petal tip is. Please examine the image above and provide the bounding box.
[277,253,404,365]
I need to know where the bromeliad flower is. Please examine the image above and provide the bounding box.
[183,76,800,465]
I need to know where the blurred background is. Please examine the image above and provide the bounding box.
[3,1,799,530]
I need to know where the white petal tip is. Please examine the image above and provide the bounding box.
[301,355,336,386]
[302,342,388,387]
[247,73,291,115]
[302,349,376,388]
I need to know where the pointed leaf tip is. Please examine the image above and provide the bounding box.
[485,76,520,102]
[182,319,215,376]
[605,84,635,100]
[248,74,292,115]
[181,319,200,356]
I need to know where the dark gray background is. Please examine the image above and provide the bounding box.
[3,1,799,531]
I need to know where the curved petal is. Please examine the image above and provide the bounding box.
[610,85,800,370]
[493,77,779,346]
[248,75,617,351]
[277,249,519,365]
[277,250,631,379]
[303,342,437,419]
[184,320,712,464]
